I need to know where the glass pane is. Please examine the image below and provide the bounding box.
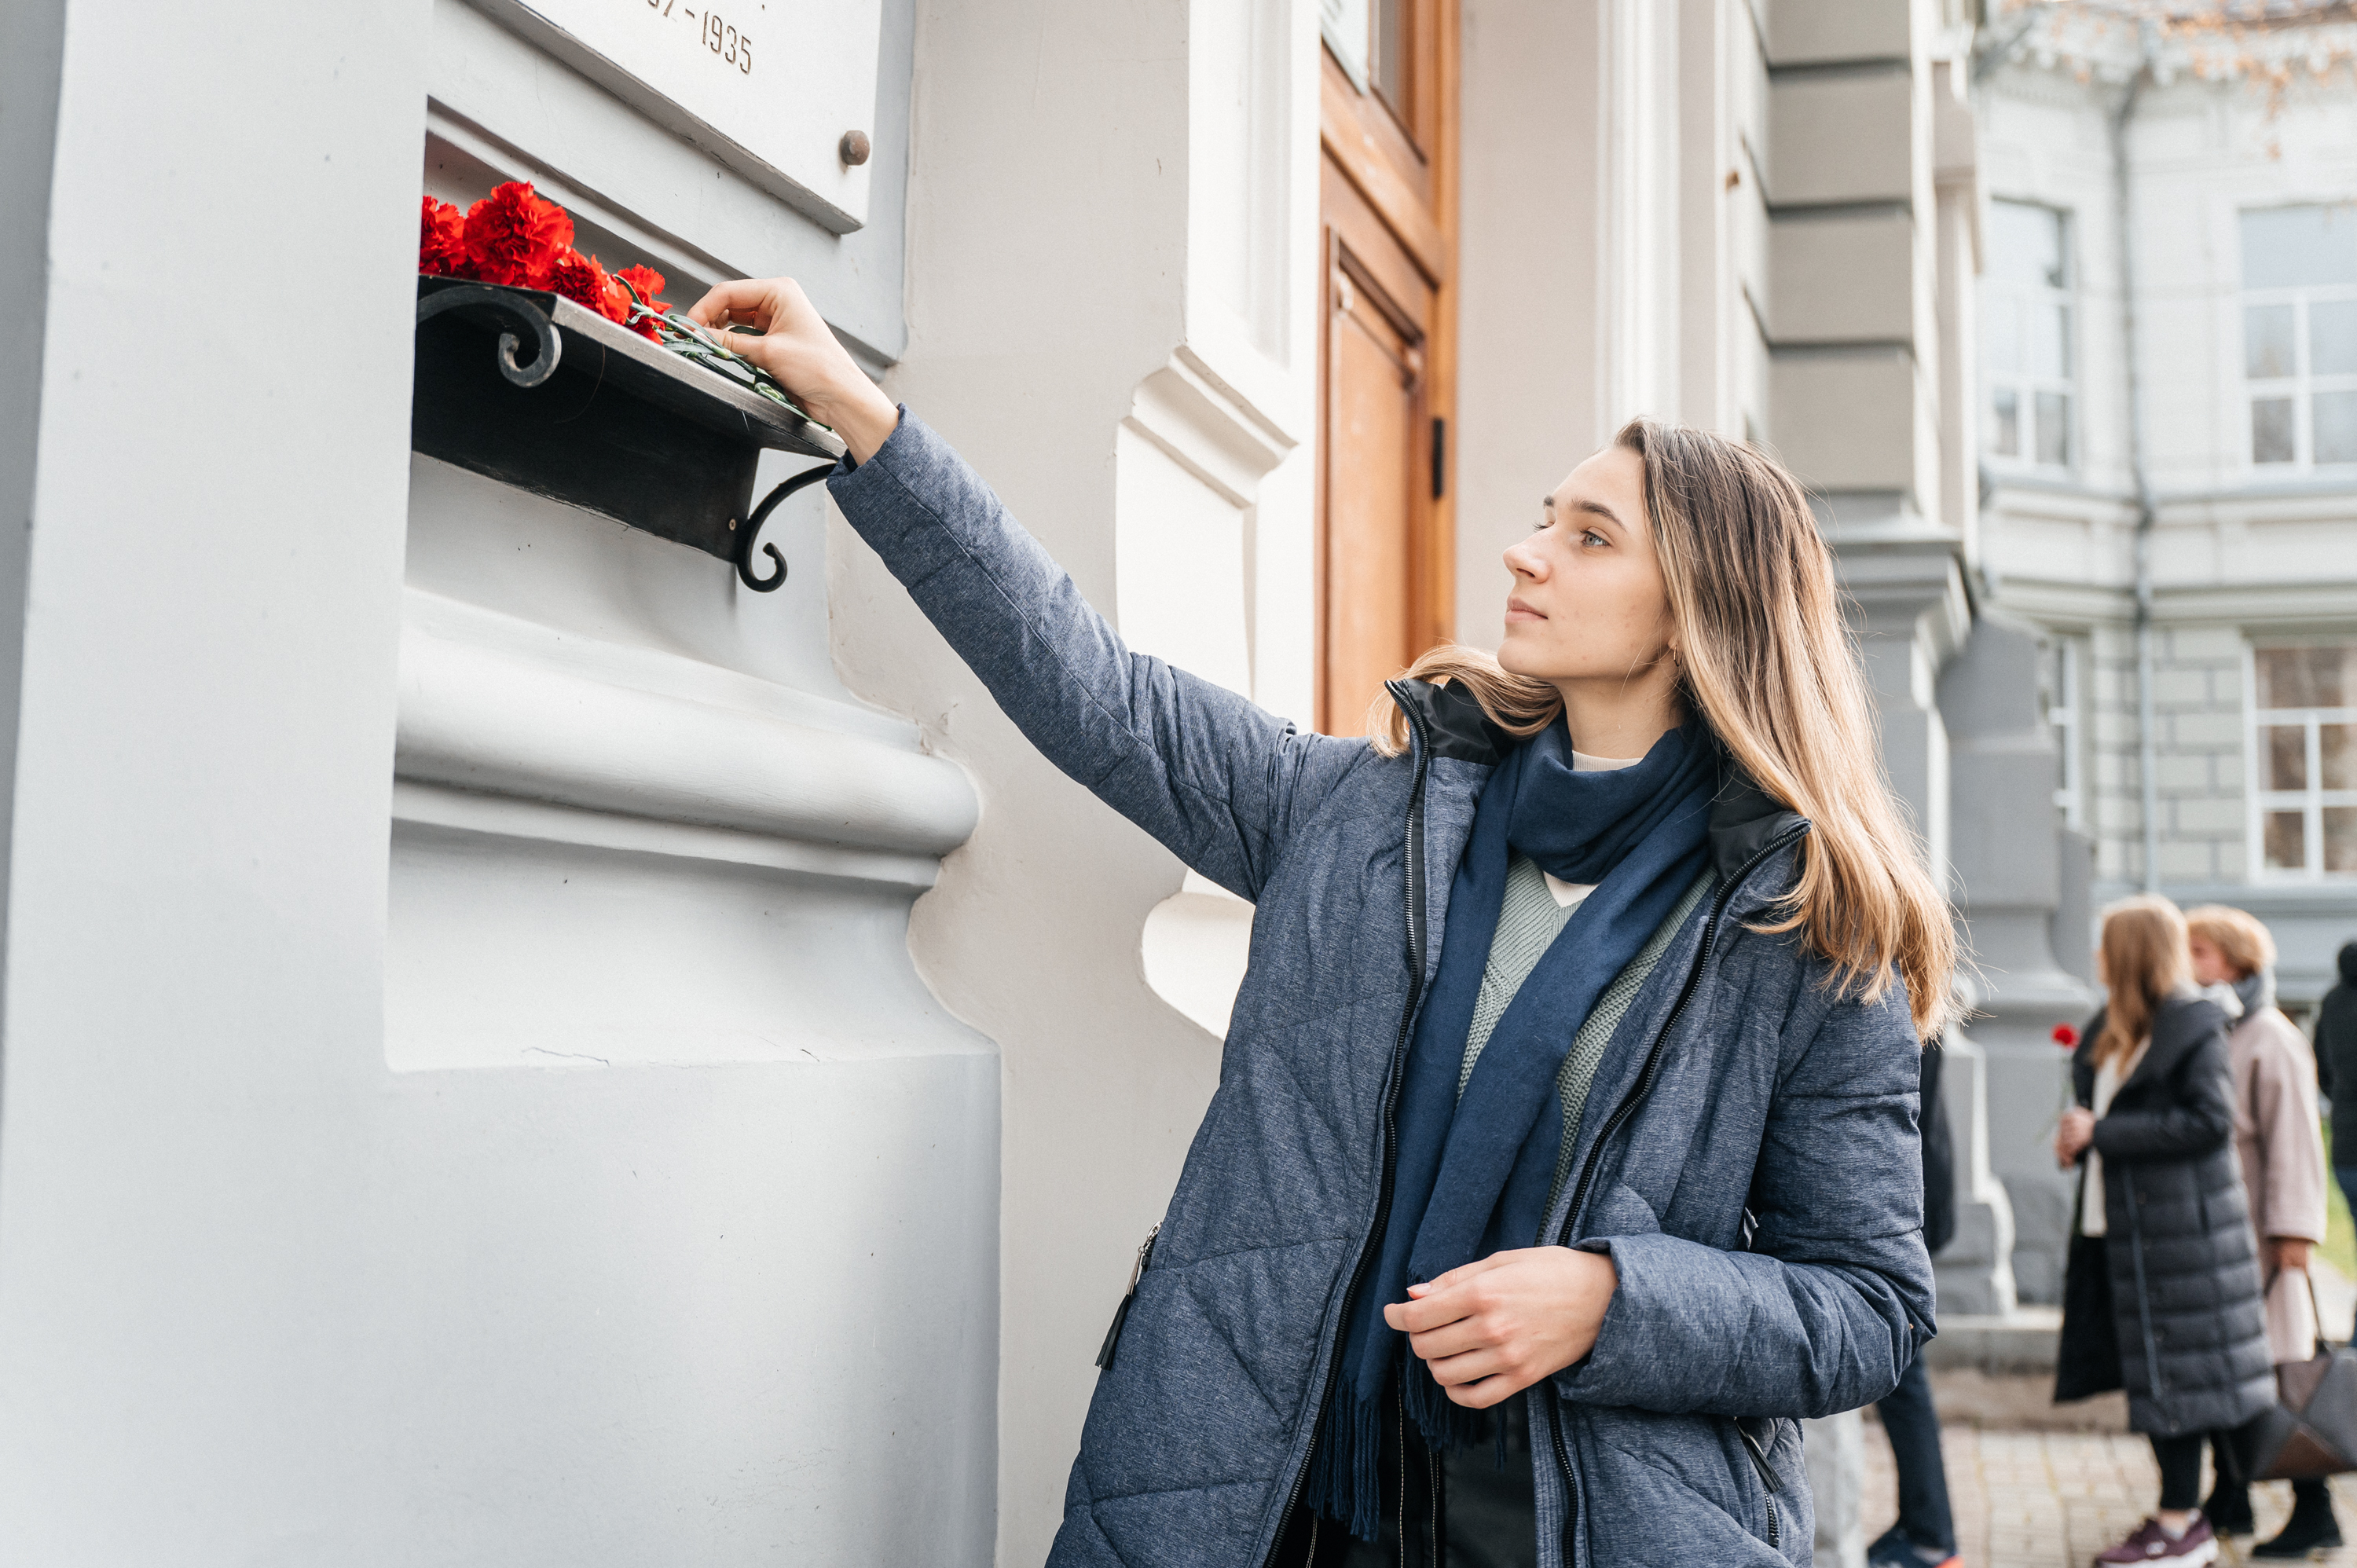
[2247,303,2297,379]
[2254,396,2297,463]
[2036,390,2072,466]
[2030,302,2071,379]
[2266,724,2310,790]
[2314,299,2357,376]
[2242,204,2357,290]
[1320,0,1371,86]
[2265,809,2308,870]
[1984,291,2021,374]
[1990,387,2019,456]
[2253,646,2291,707]
[2257,648,2300,709]
[2316,390,2357,465]
[2328,808,2357,874]
[2323,724,2354,789]
[1990,200,2068,288]
[2256,645,2357,709]
[2311,645,2357,706]
[1373,0,1405,115]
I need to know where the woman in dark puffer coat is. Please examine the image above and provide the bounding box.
[2055,895,2271,1566]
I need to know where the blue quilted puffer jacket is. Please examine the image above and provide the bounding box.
[828,413,1936,1568]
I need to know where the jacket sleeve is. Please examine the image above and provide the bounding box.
[2091,1020,2235,1164]
[1549,984,1934,1419]
[827,411,1343,901]
[2252,1019,2330,1244]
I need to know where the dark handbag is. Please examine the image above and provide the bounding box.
[2240,1270,2357,1481]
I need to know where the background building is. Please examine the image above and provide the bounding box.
[1974,1,2357,1304]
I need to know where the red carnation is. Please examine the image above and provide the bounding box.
[547,247,630,324]
[613,265,669,340]
[419,196,471,277]
[2052,1023,2080,1049]
[462,181,574,289]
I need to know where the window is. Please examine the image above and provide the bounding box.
[1321,0,1409,119]
[2042,635,2086,833]
[2241,204,2357,471]
[1984,200,2075,468]
[2251,643,2357,878]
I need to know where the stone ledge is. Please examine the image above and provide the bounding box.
[1923,1308,2063,1374]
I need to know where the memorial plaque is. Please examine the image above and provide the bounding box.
[475,0,884,233]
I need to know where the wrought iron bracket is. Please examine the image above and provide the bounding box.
[733,463,838,592]
[415,284,562,388]
[411,276,843,593]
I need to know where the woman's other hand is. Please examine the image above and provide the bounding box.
[2055,1105,2095,1167]
[2270,1236,2313,1273]
[1381,1246,1618,1408]
[684,277,900,463]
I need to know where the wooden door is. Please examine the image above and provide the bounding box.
[1317,0,1457,735]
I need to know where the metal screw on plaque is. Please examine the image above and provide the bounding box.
[839,130,871,167]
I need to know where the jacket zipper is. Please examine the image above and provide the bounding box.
[2126,1185,2164,1400]
[1735,1420,1783,1550]
[1260,688,1434,1566]
[1095,1222,1162,1371]
[1541,823,1810,1566]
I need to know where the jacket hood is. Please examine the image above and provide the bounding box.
[2073,990,2231,1097]
[1388,677,1809,886]
[2341,940,2357,989]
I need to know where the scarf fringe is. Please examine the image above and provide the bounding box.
[1400,1352,1489,1456]
[1307,1356,1498,1544]
[1304,1382,1385,1542]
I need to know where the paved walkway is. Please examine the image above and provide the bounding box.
[1862,1426,2357,1566]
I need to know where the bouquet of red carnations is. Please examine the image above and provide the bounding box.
[420,181,811,414]
[420,181,669,339]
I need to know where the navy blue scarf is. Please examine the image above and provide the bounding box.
[1307,717,1718,1540]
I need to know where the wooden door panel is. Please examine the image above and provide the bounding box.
[1323,256,1421,735]
[1321,157,1432,332]
[1314,0,1453,735]
[1321,53,1445,284]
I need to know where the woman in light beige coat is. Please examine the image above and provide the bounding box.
[2185,903,2337,1558]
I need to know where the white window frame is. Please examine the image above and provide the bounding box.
[2244,639,2357,881]
[1983,199,2077,472]
[2240,203,2357,474]
[2044,634,2086,833]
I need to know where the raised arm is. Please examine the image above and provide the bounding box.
[688,277,1337,899]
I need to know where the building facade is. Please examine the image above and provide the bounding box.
[4,0,2030,1561]
[1975,4,2357,1302]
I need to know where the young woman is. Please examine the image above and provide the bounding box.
[688,277,1952,1567]
[2055,896,2271,1567]
[2183,904,2336,1559]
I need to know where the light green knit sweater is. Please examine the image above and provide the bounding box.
[1457,854,1717,1213]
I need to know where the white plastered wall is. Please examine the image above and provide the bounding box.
[1,0,1004,1561]
[1457,0,1748,657]
[829,1,1322,1559]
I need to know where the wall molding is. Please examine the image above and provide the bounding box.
[1121,353,1296,510]
[396,588,977,864]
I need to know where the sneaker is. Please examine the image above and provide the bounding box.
[2094,1515,2219,1564]
[1866,1523,1963,1568]
[2252,1499,2344,1559]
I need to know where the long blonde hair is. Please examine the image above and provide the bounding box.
[1369,417,1957,1039]
[2095,895,2190,1070]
